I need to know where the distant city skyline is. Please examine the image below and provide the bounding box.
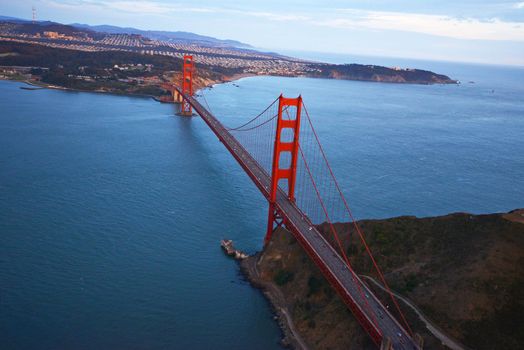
[2,0,524,66]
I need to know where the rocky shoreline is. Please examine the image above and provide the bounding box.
[1,65,455,105]
[239,252,308,350]
[236,210,523,350]
[0,71,255,103]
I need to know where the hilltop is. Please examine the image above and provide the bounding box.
[241,209,524,349]
[70,23,252,48]
[0,16,251,48]
[0,41,222,96]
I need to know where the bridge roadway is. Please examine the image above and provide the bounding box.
[176,87,420,350]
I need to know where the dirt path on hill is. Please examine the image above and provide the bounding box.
[361,275,468,350]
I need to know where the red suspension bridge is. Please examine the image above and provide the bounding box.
[162,56,422,350]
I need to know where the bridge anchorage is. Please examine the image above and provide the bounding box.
[161,57,424,350]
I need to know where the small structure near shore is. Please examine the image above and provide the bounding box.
[221,239,249,260]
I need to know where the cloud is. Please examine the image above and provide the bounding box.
[236,11,309,22]
[102,1,174,14]
[41,1,524,42]
[43,0,307,21]
[43,0,216,15]
[313,9,524,42]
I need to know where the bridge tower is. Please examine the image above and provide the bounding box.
[265,95,302,245]
[179,55,194,116]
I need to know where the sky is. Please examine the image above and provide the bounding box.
[1,0,524,65]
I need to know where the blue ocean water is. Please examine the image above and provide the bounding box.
[0,82,283,350]
[1,58,523,349]
[204,59,524,219]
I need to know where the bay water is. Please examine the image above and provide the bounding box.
[1,58,523,349]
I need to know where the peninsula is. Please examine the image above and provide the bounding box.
[241,209,524,350]
[0,20,457,98]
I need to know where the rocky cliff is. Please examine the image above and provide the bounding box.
[309,64,457,84]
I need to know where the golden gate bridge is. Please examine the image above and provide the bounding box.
[162,55,423,350]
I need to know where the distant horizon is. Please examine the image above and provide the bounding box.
[3,13,524,70]
[5,16,524,68]
[6,16,524,70]
[1,0,523,66]
[258,48,524,69]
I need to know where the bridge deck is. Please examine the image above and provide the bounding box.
[176,87,420,350]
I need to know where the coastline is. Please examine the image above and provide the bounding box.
[0,72,258,102]
[0,66,456,105]
[193,73,258,95]
[3,63,520,348]
[0,78,161,100]
[217,72,258,85]
[239,253,308,350]
[236,210,524,350]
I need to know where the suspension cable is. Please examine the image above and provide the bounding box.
[226,96,280,131]
[200,88,214,116]
[231,113,279,132]
[301,102,414,336]
[296,141,382,332]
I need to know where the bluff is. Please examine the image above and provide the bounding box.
[241,209,524,349]
[309,64,457,84]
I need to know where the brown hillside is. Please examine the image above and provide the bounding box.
[242,210,524,349]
